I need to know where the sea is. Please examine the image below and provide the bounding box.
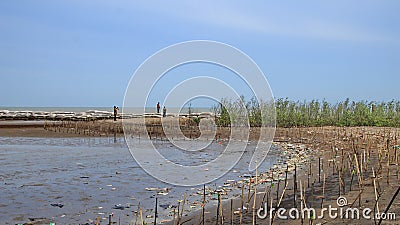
[0,107,213,114]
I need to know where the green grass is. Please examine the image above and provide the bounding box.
[212,97,400,128]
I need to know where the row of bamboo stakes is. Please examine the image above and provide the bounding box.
[43,120,123,137]
[44,121,400,224]
[196,126,400,225]
[42,119,234,141]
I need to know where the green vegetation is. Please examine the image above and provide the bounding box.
[276,98,400,127]
[213,96,274,127]
[213,98,400,128]
[191,117,201,125]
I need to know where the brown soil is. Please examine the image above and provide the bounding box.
[171,127,400,225]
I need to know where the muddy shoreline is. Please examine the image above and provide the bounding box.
[174,126,400,225]
[1,122,399,224]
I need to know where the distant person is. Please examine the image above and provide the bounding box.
[163,106,166,117]
[113,106,119,121]
[157,102,161,114]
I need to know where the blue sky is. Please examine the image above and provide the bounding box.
[0,1,399,107]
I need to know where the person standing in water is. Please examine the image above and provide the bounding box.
[157,102,161,114]
[113,106,119,121]
[163,106,167,117]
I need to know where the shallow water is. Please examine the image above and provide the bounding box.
[0,137,282,224]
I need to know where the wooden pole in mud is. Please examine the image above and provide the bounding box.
[321,173,326,208]
[285,164,288,187]
[261,182,269,206]
[135,202,141,225]
[154,197,158,225]
[216,193,220,225]
[176,201,180,225]
[354,154,363,207]
[378,186,400,225]
[173,209,176,224]
[308,162,311,188]
[294,164,297,207]
[219,193,224,224]
[338,167,341,197]
[360,153,364,181]
[350,165,355,192]
[271,183,288,224]
[299,180,304,225]
[203,184,206,225]
[247,179,251,209]
[177,193,187,225]
[253,161,258,225]
[372,167,380,216]
[269,194,273,225]
[318,158,321,183]
[387,154,390,185]
[276,179,280,206]
[231,199,234,225]
[240,185,244,224]
[140,208,144,225]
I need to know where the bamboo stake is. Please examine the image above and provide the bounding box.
[276,179,280,206]
[372,167,380,216]
[230,199,234,225]
[219,193,224,225]
[252,161,258,225]
[387,154,390,185]
[285,164,288,187]
[247,178,251,208]
[271,183,288,224]
[338,167,341,197]
[178,193,187,225]
[261,181,269,205]
[202,185,206,225]
[354,154,363,187]
[176,201,180,225]
[216,193,220,225]
[135,202,141,225]
[294,164,297,207]
[140,208,144,225]
[269,193,273,225]
[308,162,311,188]
[378,186,400,225]
[318,158,321,183]
[240,185,244,225]
[350,165,355,192]
[349,189,364,208]
[154,197,158,225]
[173,209,176,224]
[300,180,304,225]
[321,173,326,208]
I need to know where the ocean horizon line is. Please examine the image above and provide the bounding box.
[0,106,213,114]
